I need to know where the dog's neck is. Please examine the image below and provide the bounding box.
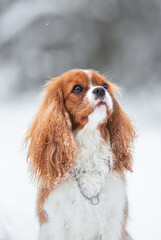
[73,119,113,199]
[74,116,114,175]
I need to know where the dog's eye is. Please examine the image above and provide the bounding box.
[102,83,108,90]
[72,85,83,94]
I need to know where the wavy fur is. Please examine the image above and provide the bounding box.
[25,79,77,186]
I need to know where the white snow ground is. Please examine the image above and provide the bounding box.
[0,90,161,240]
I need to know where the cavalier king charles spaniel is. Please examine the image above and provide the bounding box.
[25,69,135,240]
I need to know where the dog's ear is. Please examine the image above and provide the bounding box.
[25,79,77,185]
[107,85,136,173]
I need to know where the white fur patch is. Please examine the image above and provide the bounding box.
[75,115,114,172]
[81,69,93,86]
[88,106,107,129]
[39,119,126,240]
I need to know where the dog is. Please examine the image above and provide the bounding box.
[26,69,135,240]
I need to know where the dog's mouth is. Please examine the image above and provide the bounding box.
[94,101,108,110]
[95,101,107,107]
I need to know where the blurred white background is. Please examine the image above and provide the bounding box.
[0,0,161,239]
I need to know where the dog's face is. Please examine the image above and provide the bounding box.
[59,69,115,130]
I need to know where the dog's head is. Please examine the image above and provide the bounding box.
[25,69,135,185]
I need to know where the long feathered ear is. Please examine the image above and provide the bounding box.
[25,80,77,186]
[107,88,136,173]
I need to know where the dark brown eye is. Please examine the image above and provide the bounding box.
[72,85,83,94]
[102,83,108,90]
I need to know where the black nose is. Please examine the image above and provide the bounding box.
[92,87,105,98]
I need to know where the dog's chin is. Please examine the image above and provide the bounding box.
[80,102,109,124]
[93,101,113,120]
[94,101,108,110]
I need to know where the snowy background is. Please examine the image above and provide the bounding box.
[0,0,161,239]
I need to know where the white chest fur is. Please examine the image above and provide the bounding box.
[40,111,126,240]
[40,173,126,240]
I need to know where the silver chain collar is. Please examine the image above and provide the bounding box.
[72,169,104,205]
